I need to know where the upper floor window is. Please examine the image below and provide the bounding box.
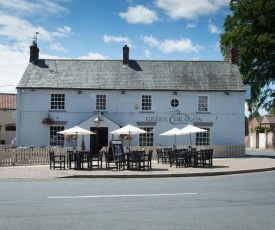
[141,95,152,111]
[51,94,65,110]
[171,98,179,108]
[96,94,106,110]
[198,95,208,112]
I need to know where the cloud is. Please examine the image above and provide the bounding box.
[141,35,160,47]
[0,0,71,93]
[78,53,109,60]
[208,21,221,34]
[0,14,52,43]
[119,5,158,24]
[0,0,69,17]
[155,0,229,20]
[103,35,133,47]
[144,49,151,59]
[52,26,72,38]
[49,43,68,52]
[186,23,196,28]
[142,35,204,53]
[0,44,29,93]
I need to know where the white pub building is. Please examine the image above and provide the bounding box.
[16,42,246,157]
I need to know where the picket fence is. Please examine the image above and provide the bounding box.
[0,144,245,167]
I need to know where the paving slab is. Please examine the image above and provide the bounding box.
[1,156,275,180]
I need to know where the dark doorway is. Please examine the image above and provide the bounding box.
[90,127,108,153]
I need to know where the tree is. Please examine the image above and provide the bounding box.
[220,0,275,114]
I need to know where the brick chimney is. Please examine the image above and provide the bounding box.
[29,41,39,63]
[123,45,129,65]
[229,47,238,64]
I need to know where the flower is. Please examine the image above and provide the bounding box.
[42,116,54,125]
[119,134,133,140]
[65,135,77,142]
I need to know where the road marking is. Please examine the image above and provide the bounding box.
[48,193,197,199]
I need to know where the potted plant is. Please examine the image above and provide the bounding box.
[42,115,54,125]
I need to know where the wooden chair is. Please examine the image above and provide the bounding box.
[49,150,65,170]
[161,148,171,164]
[156,148,163,164]
[139,150,152,170]
[197,149,213,167]
[87,151,103,170]
[103,150,123,171]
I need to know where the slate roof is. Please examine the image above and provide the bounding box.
[17,59,245,92]
[0,93,16,110]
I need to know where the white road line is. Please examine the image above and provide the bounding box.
[48,193,197,199]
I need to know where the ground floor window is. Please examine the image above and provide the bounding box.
[50,126,64,146]
[139,127,154,146]
[196,127,210,145]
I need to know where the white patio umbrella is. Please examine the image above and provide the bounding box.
[57,126,96,147]
[110,124,147,149]
[160,127,183,146]
[179,125,207,146]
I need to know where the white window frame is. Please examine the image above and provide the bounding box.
[96,94,107,111]
[49,126,65,147]
[198,95,208,112]
[139,126,154,147]
[171,98,179,108]
[141,94,152,111]
[195,127,210,146]
[50,93,65,110]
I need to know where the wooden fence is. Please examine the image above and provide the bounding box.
[0,144,245,167]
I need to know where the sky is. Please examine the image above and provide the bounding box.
[1,0,256,115]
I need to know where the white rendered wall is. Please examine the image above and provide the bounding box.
[16,89,245,147]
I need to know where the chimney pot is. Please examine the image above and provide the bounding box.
[123,45,129,65]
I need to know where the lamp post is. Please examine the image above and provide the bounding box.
[93,111,104,153]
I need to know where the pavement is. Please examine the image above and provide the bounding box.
[1,148,275,180]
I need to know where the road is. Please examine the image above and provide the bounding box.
[1,172,275,230]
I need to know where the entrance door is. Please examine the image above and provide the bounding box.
[90,127,108,153]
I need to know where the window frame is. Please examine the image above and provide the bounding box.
[139,126,154,147]
[141,94,152,111]
[50,93,65,110]
[195,127,210,146]
[170,98,179,108]
[197,95,209,112]
[96,94,107,111]
[49,126,65,147]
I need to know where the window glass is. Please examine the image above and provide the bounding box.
[196,127,210,145]
[171,99,179,107]
[139,127,154,146]
[51,94,65,110]
[50,126,64,146]
[96,94,106,110]
[198,95,208,112]
[142,95,152,111]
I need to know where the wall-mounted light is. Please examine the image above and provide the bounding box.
[30,89,35,92]
[93,111,104,128]
[173,91,177,95]
[134,104,139,109]
[224,91,230,95]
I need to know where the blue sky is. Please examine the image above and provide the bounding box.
[0,0,231,94]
